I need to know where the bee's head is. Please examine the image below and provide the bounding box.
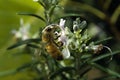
[44,24,59,32]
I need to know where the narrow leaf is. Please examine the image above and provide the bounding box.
[110,6,120,24]
[17,12,46,22]
[17,61,39,72]
[37,0,46,9]
[95,37,112,44]
[81,54,92,59]
[90,63,120,78]
[49,67,75,79]
[7,38,40,50]
[27,43,40,49]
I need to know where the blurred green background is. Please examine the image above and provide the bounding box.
[0,0,44,80]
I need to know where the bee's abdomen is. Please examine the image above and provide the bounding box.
[45,43,63,60]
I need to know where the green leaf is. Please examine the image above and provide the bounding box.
[94,37,112,44]
[49,67,75,79]
[49,1,60,18]
[110,6,120,24]
[37,0,46,9]
[81,54,92,59]
[49,5,56,18]
[27,43,40,49]
[17,12,46,22]
[90,63,120,78]
[16,61,39,72]
[7,38,40,50]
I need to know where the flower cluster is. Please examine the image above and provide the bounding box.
[57,18,105,58]
[56,18,92,59]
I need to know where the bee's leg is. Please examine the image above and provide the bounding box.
[53,40,63,48]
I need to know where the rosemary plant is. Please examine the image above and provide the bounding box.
[4,0,120,80]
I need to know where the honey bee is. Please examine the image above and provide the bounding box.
[42,24,63,60]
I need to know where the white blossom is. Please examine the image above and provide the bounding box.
[58,19,70,58]
[12,18,30,40]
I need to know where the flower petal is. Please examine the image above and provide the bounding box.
[59,19,66,30]
[62,46,70,58]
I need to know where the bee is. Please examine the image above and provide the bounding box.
[42,24,63,60]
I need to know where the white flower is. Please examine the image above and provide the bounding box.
[12,18,30,40]
[59,19,66,30]
[58,19,67,45]
[58,19,70,59]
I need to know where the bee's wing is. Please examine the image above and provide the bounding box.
[62,46,70,59]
